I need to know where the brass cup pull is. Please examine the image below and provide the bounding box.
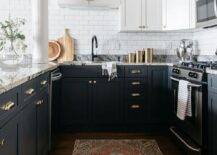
[0,139,5,147]
[1,101,15,111]
[131,70,141,74]
[40,80,47,85]
[132,82,141,85]
[131,93,141,97]
[25,88,35,95]
[36,99,44,106]
[131,105,140,109]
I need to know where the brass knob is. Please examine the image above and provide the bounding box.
[132,82,141,85]
[93,81,97,84]
[131,70,141,74]
[40,80,47,85]
[131,104,140,109]
[89,81,92,84]
[25,88,35,95]
[0,139,5,147]
[131,93,141,97]
[0,101,15,111]
[36,100,43,106]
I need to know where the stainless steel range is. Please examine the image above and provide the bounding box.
[170,62,209,155]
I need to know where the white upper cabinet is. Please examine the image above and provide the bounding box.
[121,0,142,31]
[120,0,196,31]
[121,0,162,31]
[162,0,196,30]
[145,0,163,31]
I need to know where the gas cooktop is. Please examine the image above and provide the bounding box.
[172,62,211,83]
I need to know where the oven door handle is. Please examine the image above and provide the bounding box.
[170,127,201,152]
[170,77,202,88]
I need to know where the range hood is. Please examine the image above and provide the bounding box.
[58,0,121,9]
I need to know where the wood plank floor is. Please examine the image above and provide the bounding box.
[49,132,183,155]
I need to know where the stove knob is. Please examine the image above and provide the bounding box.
[188,72,198,79]
[172,69,180,74]
[193,73,198,79]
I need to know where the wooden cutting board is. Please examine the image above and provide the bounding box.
[57,29,75,63]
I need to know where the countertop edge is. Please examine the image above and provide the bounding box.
[0,62,173,95]
[0,64,58,95]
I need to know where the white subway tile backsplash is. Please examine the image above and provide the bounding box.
[3,0,216,56]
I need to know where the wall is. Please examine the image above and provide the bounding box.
[48,0,193,55]
[0,0,195,56]
[193,28,217,56]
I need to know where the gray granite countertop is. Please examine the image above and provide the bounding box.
[59,61,174,66]
[0,63,58,95]
[0,61,174,95]
[206,68,217,75]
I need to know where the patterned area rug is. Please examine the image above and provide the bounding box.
[72,139,163,155]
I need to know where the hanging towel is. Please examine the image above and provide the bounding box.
[102,62,118,81]
[177,80,192,120]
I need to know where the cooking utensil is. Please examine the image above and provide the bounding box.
[57,29,75,63]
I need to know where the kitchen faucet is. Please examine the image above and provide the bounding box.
[91,35,98,61]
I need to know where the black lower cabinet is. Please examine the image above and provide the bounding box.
[124,78,148,124]
[92,78,123,125]
[61,78,123,130]
[0,72,50,155]
[148,66,169,124]
[60,65,170,132]
[61,78,91,129]
[36,92,49,155]
[0,117,18,155]
[208,92,217,155]
[19,101,36,155]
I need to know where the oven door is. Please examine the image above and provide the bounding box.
[170,77,203,154]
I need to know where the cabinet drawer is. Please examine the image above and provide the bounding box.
[125,66,147,77]
[61,66,101,78]
[0,88,19,121]
[21,79,37,104]
[208,74,217,93]
[125,78,146,90]
[0,116,18,155]
[37,72,50,92]
[125,103,146,123]
[125,89,145,100]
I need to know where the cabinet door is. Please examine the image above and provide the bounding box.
[121,0,142,31]
[162,0,191,30]
[148,66,168,123]
[19,102,36,155]
[0,117,18,155]
[61,78,91,127]
[208,92,217,155]
[36,93,49,155]
[92,79,123,124]
[145,0,162,30]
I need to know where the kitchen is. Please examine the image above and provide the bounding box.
[0,0,217,155]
